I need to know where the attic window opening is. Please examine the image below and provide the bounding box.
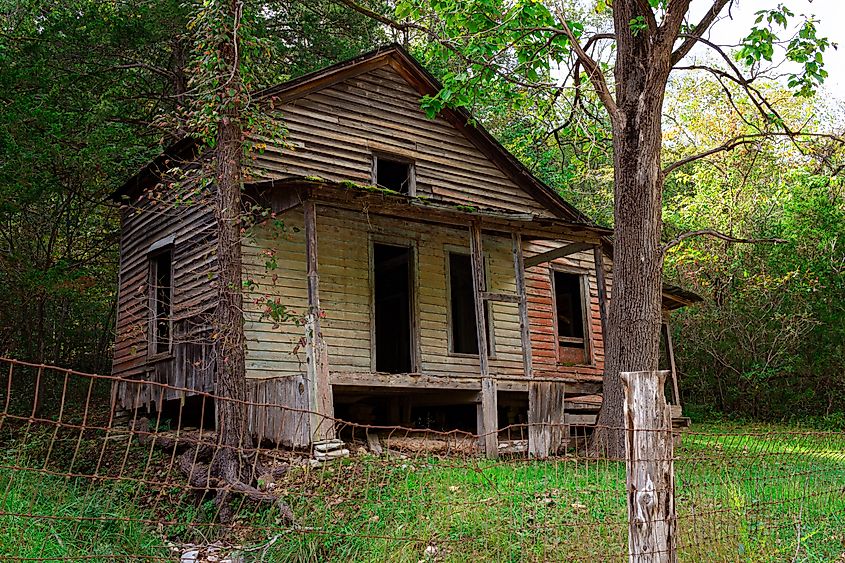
[374,155,414,195]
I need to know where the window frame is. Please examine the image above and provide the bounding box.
[444,246,496,359]
[368,234,420,373]
[147,240,175,360]
[549,265,593,366]
[371,152,416,196]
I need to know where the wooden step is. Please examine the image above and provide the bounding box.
[672,416,691,429]
[564,394,602,412]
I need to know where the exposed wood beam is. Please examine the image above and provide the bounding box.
[330,371,602,395]
[304,201,335,442]
[524,242,594,268]
[662,323,681,408]
[511,233,533,381]
[470,221,498,458]
[246,180,610,242]
[481,291,521,303]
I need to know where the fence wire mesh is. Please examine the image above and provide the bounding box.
[0,358,843,562]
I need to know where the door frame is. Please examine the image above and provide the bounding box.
[368,235,420,373]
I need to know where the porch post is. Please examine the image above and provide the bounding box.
[511,233,533,380]
[662,322,681,407]
[304,200,335,442]
[470,221,498,458]
[513,233,543,456]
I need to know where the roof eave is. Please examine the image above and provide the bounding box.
[111,137,199,201]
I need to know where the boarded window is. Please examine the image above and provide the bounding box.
[151,249,173,354]
[448,252,491,355]
[374,156,413,194]
[553,271,586,362]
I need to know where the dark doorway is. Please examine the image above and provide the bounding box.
[374,243,414,373]
[151,248,173,354]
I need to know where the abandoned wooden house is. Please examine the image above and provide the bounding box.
[112,45,700,457]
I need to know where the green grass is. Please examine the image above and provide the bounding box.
[260,425,845,562]
[0,469,169,560]
[0,423,843,562]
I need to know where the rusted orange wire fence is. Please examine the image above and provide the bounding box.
[0,358,842,561]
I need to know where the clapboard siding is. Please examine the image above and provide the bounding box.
[242,205,606,384]
[112,189,218,408]
[247,63,552,216]
[524,240,611,380]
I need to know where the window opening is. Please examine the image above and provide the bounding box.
[553,271,586,360]
[375,156,412,194]
[151,249,173,354]
[449,252,491,355]
[374,243,414,373]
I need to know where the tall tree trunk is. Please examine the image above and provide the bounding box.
[594,5,671,458]
[211,0,250,491]
[147,1,294,524]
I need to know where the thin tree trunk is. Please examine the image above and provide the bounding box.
[34,295,47,417]
[33,295,46,363]
[137,0,296,524]
[211,0,250,491]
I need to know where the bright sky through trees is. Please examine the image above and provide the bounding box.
[689,0,844,96]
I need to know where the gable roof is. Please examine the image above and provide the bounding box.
[114,44,597,227]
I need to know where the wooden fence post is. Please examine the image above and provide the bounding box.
[621,370,677,563]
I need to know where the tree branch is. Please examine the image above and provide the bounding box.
[558,22,619,119]
[662,0,692,38]
[662,229,787,252]
[663,132,844,176]
[336,0,409,30]
[633,0,658,35]
[673,33,845,169]
[663,135,762,176]
[670,0,733,66]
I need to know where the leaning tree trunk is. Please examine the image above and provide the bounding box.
[593,5,671,459]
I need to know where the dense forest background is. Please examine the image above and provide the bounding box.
[1,0,843,422]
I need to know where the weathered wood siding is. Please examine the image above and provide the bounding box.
[247,63,552,217]
[244,205,517,380]
[242,205,607,387]
[112,193,217,409]
[245,375,309,448]
[524,239,610,380]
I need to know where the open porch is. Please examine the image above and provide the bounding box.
[242,178,614,458]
